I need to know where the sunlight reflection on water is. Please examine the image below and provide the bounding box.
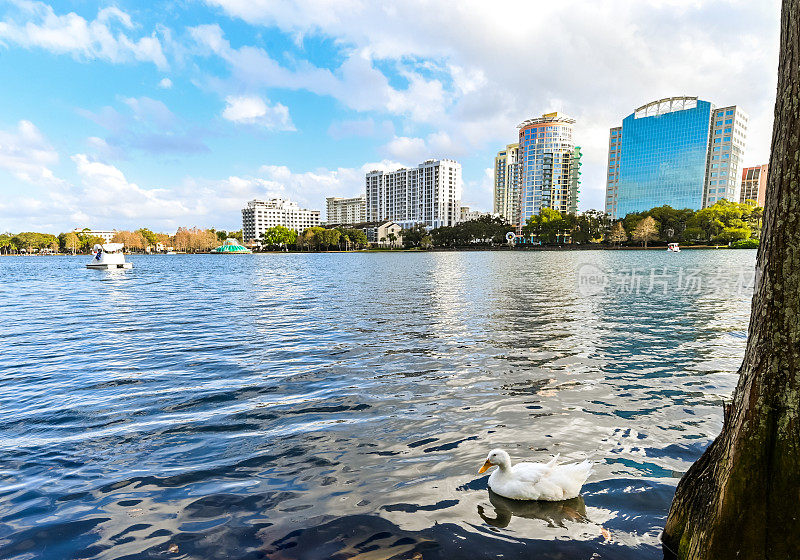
[0,250,755,559]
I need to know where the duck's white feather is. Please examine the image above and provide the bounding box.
[485,450,592,501]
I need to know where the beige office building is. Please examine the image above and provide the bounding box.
[326,195,366,225]
[241,198,320,243]
[704,105,749,206]
[493,143,520,224]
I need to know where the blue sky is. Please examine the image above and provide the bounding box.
[0,0,781,234]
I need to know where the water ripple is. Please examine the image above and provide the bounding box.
[0,250,755,559]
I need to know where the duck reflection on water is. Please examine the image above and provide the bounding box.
[477,489,589,529]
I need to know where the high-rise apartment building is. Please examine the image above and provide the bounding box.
[740,164,768,206]
[493,143,520,224]
[517,112,581,227]
[365,159,461,228]
[605,96,748,219]
[705,105,748,206]
[241,198,320,243]
[326,195,366,225]
[605,127,622,219]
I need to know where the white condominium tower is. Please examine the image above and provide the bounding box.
[493,143,520,225]
[241,198,320,243]
[365,159,462,228]
[326,195,366,225]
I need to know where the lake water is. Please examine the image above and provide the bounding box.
[0,250,756,560]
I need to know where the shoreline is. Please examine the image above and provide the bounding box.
[1,244,754,256]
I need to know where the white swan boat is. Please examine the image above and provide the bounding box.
[667,242,681,252]
[86,243,132,269]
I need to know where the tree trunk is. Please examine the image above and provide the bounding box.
[663,1,800,557]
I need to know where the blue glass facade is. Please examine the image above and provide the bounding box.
[615,100,712,216]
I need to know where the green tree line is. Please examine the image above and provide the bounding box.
[619,200,762,245]
[257,225,368,251]
[423,216,511,248]
[0,232,60,254]
[396,200,764,250]
[515,199,763,248]
[0,227,243,255]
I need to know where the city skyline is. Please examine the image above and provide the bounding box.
[0,1,781,234]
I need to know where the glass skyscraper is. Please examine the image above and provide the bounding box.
[605,96,748,219]
[517,112,580,227]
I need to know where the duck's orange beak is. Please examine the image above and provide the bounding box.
[478,459,493,474]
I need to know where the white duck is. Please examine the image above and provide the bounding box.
[478,448,592,501]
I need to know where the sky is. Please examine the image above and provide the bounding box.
[0,0,782,234]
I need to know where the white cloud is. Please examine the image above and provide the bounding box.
[189,25,449,125]
[123,97,178,128]
[65,158,401,230]
[0,120,64,185]
[0,1,168,69]
[0,120,400,233]
[382,131,469,162]
[158,77,173,89]
[221,95,295,130]
[79,97,209,156]
[203,0,781,211]
[327,118,394,140]
[71,154,188,221]
[383,136,428,162]
[0,122,406,231]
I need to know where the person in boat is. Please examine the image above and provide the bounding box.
[95,247,102,260]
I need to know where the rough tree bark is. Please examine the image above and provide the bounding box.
[662,1,800,557]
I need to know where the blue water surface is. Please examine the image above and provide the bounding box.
[0,250,755,559]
